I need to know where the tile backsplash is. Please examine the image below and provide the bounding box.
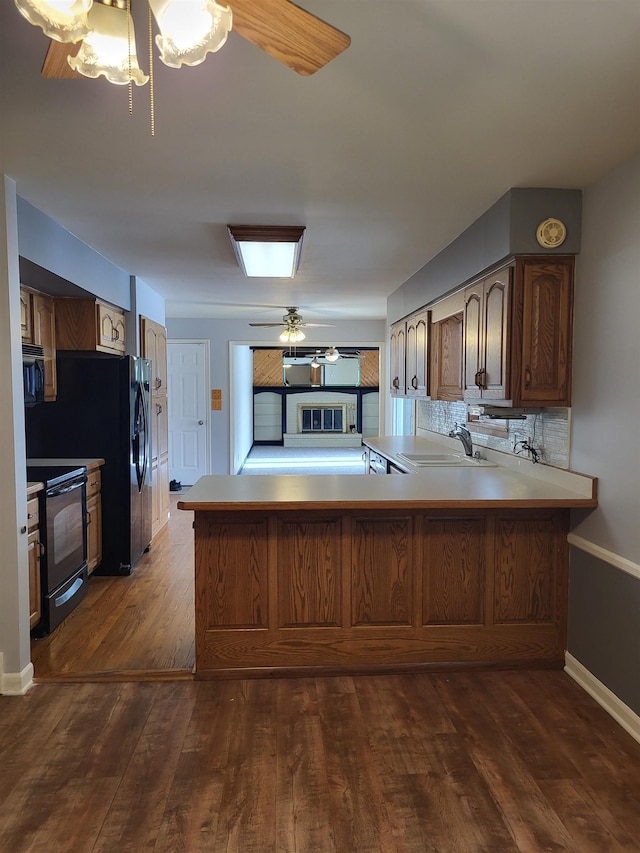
[416,400,570,468]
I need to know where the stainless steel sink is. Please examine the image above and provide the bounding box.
[398,452,463,465]
[397,452,497,467]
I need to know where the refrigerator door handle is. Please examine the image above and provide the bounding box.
[133,382,148,493]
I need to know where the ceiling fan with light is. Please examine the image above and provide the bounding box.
[249,307,335,343]
[15,0,351,84]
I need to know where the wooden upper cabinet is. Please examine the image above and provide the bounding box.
[97,302,126,354]
[141,316,168,394]
[460,257,573,407]
[56,297,126,354]
[514,258,574,406]
[405,309,430,397]
[32,292,57,401]
[20,287,33,342]
[431,312,464,401]
[389,320,406,395]
[463,269,511,401]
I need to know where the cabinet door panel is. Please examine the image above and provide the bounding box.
[463,286,483,398]
[520,260,573,404]
[406,312,428,396]
[422,517,485,625]
[494,515,560,624]
[86,491,102,573]
[33,293,57,401]
[20,288,33,343]
[277,518,341,627]
[432,312,463,401]
[482,273,510,399]
[390,322,406,395]
[195,517,268,629]
[28,529,41,629]
[351,516,412,625]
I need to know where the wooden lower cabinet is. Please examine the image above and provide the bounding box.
[85,467,102,574]
[151,453,170,539]
[194,507,569,677]
[27,496,42,629]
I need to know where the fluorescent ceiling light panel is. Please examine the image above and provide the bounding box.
[228,225,305,278]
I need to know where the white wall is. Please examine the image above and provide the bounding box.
[229,344,254,474]
[0,177,32,693]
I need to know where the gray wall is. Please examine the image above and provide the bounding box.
[17,197,132,309]
[567,153,640,715]
[387,187,582,323]
[166,317,385,474]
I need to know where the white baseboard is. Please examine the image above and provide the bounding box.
[0,657,34,695]
[565,652,640,745]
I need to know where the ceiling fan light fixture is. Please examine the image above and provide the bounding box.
[149,0,232,69]
[14,0,93,43]
[325,347,340,362]
[228,225,305,278]
[279,328,306,343]
[67,2,149,85]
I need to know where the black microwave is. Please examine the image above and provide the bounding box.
[23,344,45,407]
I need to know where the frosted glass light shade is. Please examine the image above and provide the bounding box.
[325,347,340,362]
[228,226,306,278]
[280,328,306,343]
[68,3,149,85]
[14,0,93,43]
[149,0,232,69]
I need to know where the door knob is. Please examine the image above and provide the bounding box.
[198,420,204,425]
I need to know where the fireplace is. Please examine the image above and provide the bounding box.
[299,404,347,434]
[283,394,361,447]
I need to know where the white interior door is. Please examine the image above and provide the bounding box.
[168,340,209,485]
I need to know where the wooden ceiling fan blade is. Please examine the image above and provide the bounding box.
[229,0,351,76]
[42,40,83,79]
[249,322,290,327]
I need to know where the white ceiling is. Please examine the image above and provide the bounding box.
[1,1,639,324]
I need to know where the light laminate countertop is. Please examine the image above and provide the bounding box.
[178,435,597,512]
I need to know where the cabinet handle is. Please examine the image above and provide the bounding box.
[475,368,486,389]
[39,543,45,556]
[411,376,418,389]
[27,512,33,520]
[90,480,98,488]
[113,328,120,341]
[87,511,92,526]
[392,377,399,389]
[155,377,162,390]
[524,365,532,389]
[156,403,163,415]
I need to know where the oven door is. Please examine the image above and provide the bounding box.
[44,476,87,593]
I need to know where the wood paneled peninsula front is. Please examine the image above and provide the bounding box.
[179,442,596,679]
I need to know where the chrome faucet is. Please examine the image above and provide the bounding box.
[449,422,473,457]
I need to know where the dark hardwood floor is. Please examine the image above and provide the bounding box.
[15,495,640,850]
[1,670,640,851]
[30,496,195,680]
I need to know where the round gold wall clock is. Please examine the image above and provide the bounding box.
[536,217,567,248]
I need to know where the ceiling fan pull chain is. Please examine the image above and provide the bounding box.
[127,0,133,116]
[148,2,155,136]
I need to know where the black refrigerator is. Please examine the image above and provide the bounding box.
[25,354,153,576]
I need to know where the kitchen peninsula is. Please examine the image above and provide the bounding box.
[179,438,596,679]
